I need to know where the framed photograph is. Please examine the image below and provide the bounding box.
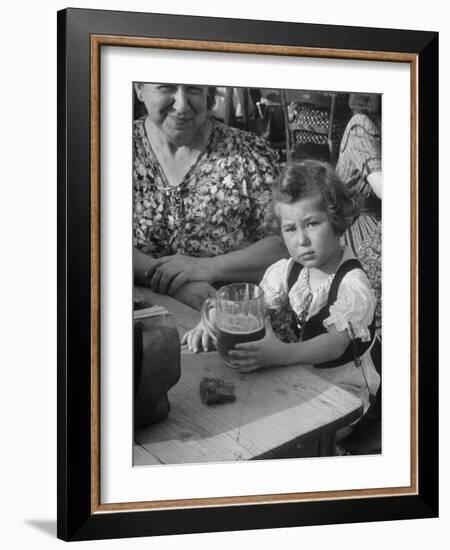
[57,8,438,541]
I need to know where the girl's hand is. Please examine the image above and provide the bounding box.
[181,321,215,353]
[228,317,285,372]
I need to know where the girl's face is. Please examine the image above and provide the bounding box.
[276,195,342,274]
[135,83,209,146]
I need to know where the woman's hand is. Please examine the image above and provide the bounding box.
[181,321,216,353]
[172,281,216,311]
[146,255,216,295]
[228,317,286,372]
[134,247,162,287]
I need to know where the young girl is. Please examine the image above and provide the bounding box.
[182,160,380,414]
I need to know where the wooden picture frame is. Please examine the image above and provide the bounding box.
[57,8,438,541]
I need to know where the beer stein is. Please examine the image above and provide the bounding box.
[201,283,266,367]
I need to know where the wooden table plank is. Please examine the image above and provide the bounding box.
[133,441,160,466]
[135,347,362,464]
[133,286,363,465]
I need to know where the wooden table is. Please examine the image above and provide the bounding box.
[133,287,363,465]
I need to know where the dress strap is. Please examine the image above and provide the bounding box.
[327,258,363,306]
[287,261,303,292]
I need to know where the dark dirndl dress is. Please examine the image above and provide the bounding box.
[287,258,381,416]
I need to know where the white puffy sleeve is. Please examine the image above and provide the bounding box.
[323,269,376,342]
[259,259,290,311]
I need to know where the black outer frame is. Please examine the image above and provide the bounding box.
[57,8,438,542]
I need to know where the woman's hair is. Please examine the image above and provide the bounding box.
[348,93,381,117]
[269,159,360,235]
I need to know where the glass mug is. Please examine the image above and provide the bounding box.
[201,283,266,367]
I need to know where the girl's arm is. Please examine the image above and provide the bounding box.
[229,320,350,372]
[277,327,350,365]
[231,269,376,372]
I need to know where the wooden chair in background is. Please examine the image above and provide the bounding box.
[280,90,343,163]
[215,87,351,164]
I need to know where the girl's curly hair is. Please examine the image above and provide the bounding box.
[269,159,360,236]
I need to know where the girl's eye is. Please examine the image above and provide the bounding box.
[282,226,295,233]
[306,221,318,228]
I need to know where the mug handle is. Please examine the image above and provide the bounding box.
[200,298,217,342]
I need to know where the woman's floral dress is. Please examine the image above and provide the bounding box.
[357,222,382,331]
[335,113,382,255]
[336,113,382,334]
[133,117,280,258]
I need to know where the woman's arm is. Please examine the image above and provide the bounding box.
[147,235,288,295]
[212,235,288,284]
[367,171,382,199]
[134,246,216,310]
[134,247,158,286]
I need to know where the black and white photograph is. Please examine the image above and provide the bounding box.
[1,0,446,545]
[132,83,383,465]
[53,5,440,543]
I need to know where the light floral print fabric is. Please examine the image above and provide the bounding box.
[133,117,280,258]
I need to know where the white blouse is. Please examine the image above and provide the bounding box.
[260,249,376,342]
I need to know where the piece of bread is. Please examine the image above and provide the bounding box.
[199,377,236,405]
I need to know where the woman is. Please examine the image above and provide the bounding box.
[336,93,382,331]
[335,93,382,255]
[133,83,287,310]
